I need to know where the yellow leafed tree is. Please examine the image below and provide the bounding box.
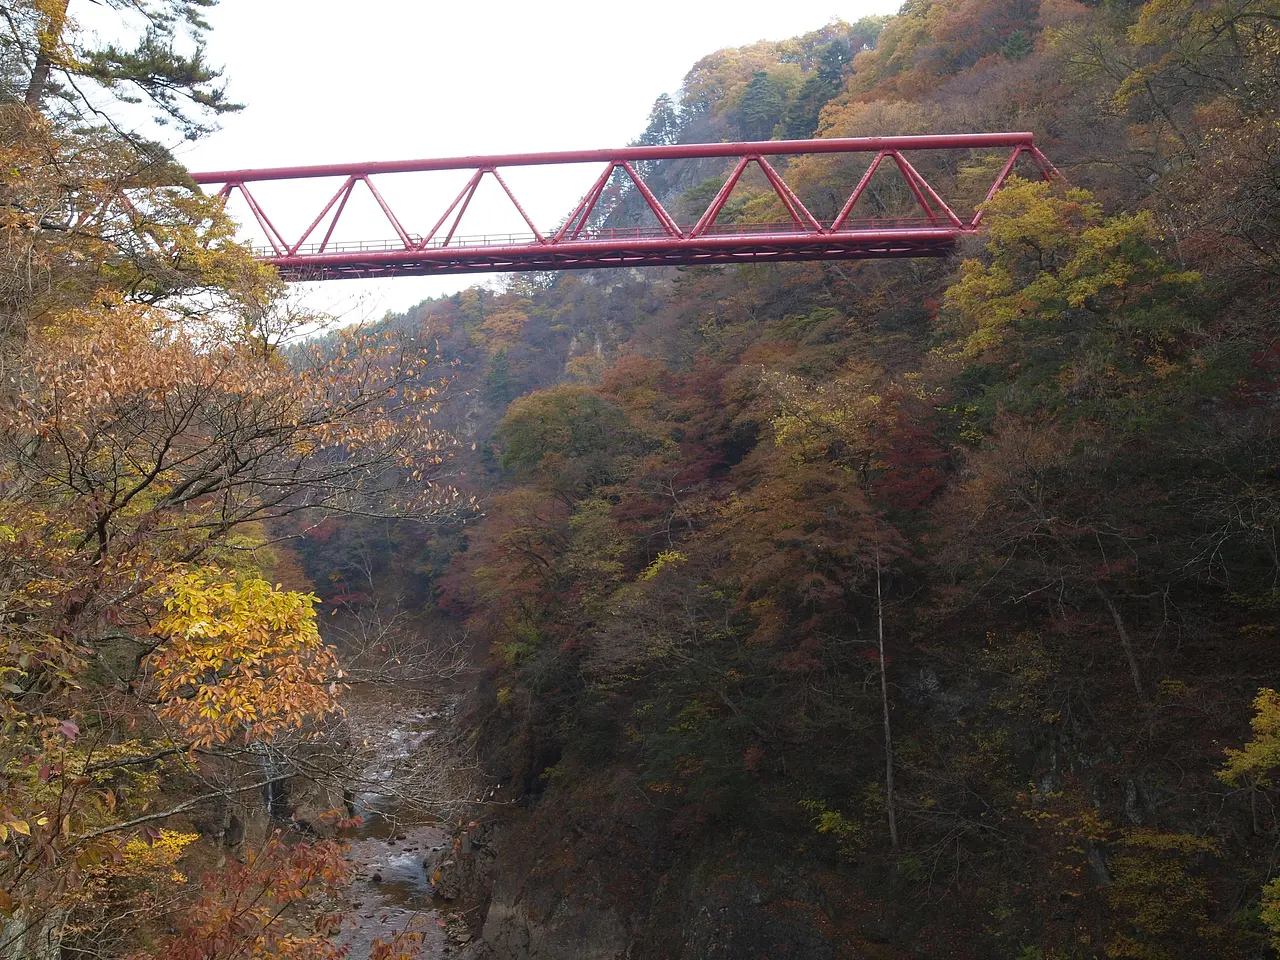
[149,572,341,747]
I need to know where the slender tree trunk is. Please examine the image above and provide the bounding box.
[1096,585,1145,701]
[0,905,64,960]
[876,546,899,851]
[24,0,71,109]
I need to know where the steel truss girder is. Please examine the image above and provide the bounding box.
[191,134,1057,280]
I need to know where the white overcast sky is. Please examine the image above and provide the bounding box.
[143,1,900,318]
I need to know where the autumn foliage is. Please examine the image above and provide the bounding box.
[400,3,1280,957]
[6,0,1280,957]
[0,4,469,955]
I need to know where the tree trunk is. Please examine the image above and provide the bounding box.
[876,548,899,851]
[0,906,65,960]
[1097,585,1146,701]
[24,0,71,109]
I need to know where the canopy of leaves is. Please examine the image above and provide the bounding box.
[402,4,1280,956]
[0,11,466,949]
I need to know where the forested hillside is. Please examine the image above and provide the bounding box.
[4,1,1280,959]
[337,3,1280,958]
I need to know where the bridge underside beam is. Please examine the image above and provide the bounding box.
[269,231,960,280]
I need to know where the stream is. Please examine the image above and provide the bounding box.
[331,694,466,958]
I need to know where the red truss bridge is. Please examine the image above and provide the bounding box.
[190,133,1057,280]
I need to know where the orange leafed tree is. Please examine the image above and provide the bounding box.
[0,55,462,953]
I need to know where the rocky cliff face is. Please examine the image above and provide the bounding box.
[435,786,640,960]
[435,781,916,960]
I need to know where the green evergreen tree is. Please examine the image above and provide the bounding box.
[486,348,515,402]
[1002,30,1034,62]
[4,0,241,140]
[638,93,681,146]
[782,40,851,139]
[737,70,785,140]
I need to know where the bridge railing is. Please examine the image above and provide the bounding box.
[258,217,957,259]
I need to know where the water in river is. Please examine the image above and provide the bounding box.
[338,820,450,957]
[334,696,466,958]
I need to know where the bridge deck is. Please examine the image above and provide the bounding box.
[264,220,960,279]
